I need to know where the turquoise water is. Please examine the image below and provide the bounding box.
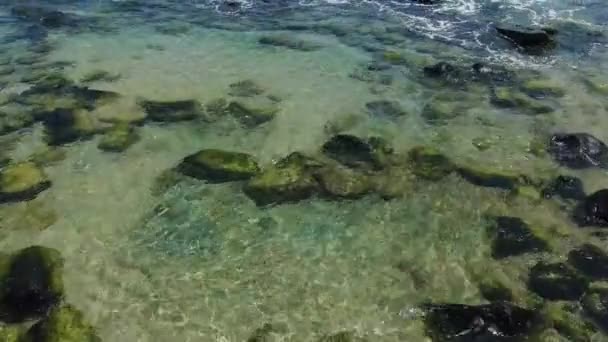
[1,0,608,341]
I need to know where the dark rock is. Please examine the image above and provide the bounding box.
[491,87,554,114]
[226,100,278,127]
[259,35,321,51]
[573,189,608,227]
[321,134,390,170]
[421,101,464,125]
[423,62,456,78]
[489,216,549,259]
[41,109,97,146]
[204,98,228,120]
[407,146,454,181]
[228,80,265,97]
[243,153,322,206]
[423,302,541,341]
[478,281,514,302]
[528,262,588,300]
[456,165,524,190]
[0,246,64,323]
[11,6,77,29]
[365,100,407,119]
[0,162,52,203]
[140,99,202,122]
[496,25,555,48]
[541,175,585,200]
[568,244,608,280]
[177,149,260,183]
[80,70,121,84]
[548,133,608,169]
[582,289,608,332]
[24,304,101,342]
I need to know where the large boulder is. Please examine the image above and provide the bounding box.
[140,99,202,122]
[528,262,588,301]
[488,216,549,259]
[567,244,608,280]
[541,175,585,201]
[407,146,454,181]
[548,133,608,169]
[496,25,555,49]
[23,304,101,342]
[321,134,391,170]
[0,162,51,203]
[243,153,321,206]
[0,246,64,323]
[423,302,541,341]
[573,189,608,227]
[177,149,260,183]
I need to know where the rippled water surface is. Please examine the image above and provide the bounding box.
[1,0,608,341]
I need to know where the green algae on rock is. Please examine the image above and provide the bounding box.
[140,99,202,122]
[178,149,260,183]
[0,246,64,322]
[0,162,51,203]
[315,165,372,199]
[582,288,608,332]
[491,87,554,114]
[243,153,321,206]
[98,123,140,153]
[80,70,121,84]
[0,110,35,135]
[322,134,391,170]
[228,80,265,97]
[521,79,565,98]
[23,305,101,342]
[226,100,278,128]
[28,148,67,167]
[246,323,274,342]
[258,34,321,51]
[456,164,528,190]
[542,302,597,342]
[41,109,99,146]
[407,146,454,181]
[488,216,549,259]
[0,325,23,342]
[421,100,465,125]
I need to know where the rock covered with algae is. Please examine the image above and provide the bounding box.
[488,216,549,259]
[407,146,454,181]
[178,149,260,183]
[23,304,101,342]
[0,246,64,322]
[140,99,202,122]
[321,134,392,170]
[527,262,588,301]
[0,162,51,203]
[226,99,278,128]
[97,123,140,153]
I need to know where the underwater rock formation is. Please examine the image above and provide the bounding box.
[41,109,98,146]
[258,35,321,51]
[228,80,265,97]
[528,262,588,300]
[11,6,77,29]
[315,165,372,199]
[80,70,121,84]
[521,79,565,98]
[178,149,260,183]
[226,100,278,127]
[0,246,64,323]
[567,244,608,280]
[24,304,101,342]
[456,164,526,190]
[582,289,608,332]
[423,301,541,341]
[491,87,553,114]
[573,189,608,227]
[321,134,391,171]
[97,123,140,153]
[548,133,608,169]
[0,162,51,203]
[541,175,585,201]
[488,216,549,259]
[140,99,202,122]
[407,146,454,181]
[495,25,555,49]
[365,100,407,119]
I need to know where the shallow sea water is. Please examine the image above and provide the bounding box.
[1,0,608,341]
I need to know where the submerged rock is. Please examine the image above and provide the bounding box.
[423,302,541,341]
[496,25,555,49]
[0,324,23,341]
[568,244,608,280]
[246,323,274,342]
[0,246,64,322]
[407,146,454,181]
[541,175,585,201]
[315,165,372,199]
[421,100,465,125]
[582,289,608,332]
[365,100,407,119]
[98,123,140,153]
[41,109,98,146]
[491,87,553,114]
[521,79,565,98]
[0,65,15,77]
[457,165,525,190]
[178,149,260,183]
[543,302,597,342]
[28,148,67,167]
[140,99,202,122]
[573,189,608,227]
[258,35,321,51]
[226,100,278,127]
[243,153,321,206]
[204,98,228,121]
[0,162,51,203]
[0,110,35,135]
[228,80,265,97]
[548,133,608,169]
[322,134,391,170]
[11,6,77,29]
[489,216,549,259]
[24,304,101,342]
[80,70,121,84]
[423,62,456,79]
[528,262,588,300]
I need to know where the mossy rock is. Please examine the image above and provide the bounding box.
[98,123,140,152]
[456,164,527,190]
[228,80,265,97]
[28,148,67,167]
[41,109,98,146]
[0,325,23,342]
[315,165,372,199]
[0,246,64,323]
[323,114,364,135]
[0,162,51,203]
[510,185,542,203]
[204,98,228,121]
[382,50,405,64]
[226,100,278,128]
[80,70,120,84]
[258,35,321,51]
[492,87,554,114]
[521,79,565,98]
[322,134,391,170]
[243,153,321,206]
[407,146,454,181]
[0,110,35,135]
[150,169,184,196]
[421,101,464,125]
[140,99,202,122]
[23,305,101,342]
[542,302,596,342]
[178,149,260,183]
[582,77,608,95]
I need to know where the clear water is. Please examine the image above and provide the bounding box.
[1,0,608,340]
